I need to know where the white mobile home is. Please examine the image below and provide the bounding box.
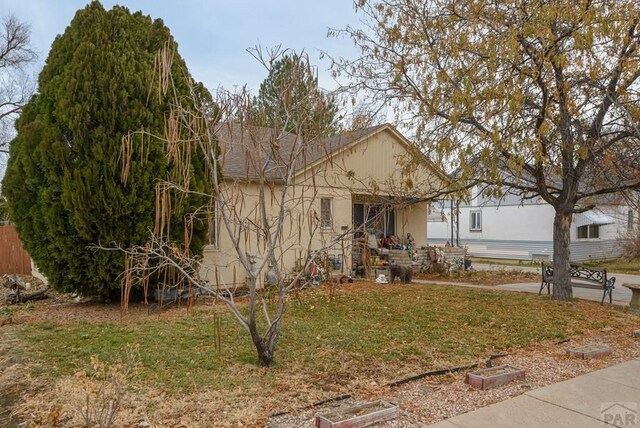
[428,189,633,262]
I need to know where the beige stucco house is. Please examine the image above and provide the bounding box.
[199,123,443,288]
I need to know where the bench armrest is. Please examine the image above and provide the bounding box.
[605,277,616,290]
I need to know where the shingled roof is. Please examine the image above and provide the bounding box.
[215,122,389,181]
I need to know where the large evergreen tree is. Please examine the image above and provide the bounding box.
[253,52,339,137]
[2,2,207,297]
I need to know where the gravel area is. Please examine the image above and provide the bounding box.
[267,327,640,427]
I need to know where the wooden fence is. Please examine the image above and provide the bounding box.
[0,225,32,275]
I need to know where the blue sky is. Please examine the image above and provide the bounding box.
[2,0,362,91]
[0,1,364,178]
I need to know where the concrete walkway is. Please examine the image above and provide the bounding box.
[428,358,640,428]
[431,263,640,307]
[490,280,633,306]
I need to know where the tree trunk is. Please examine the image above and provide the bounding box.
[251,331,275,367]
[245,272,282,367]
[256,343,275,367]
[250,306,284,367]
[552,209,573,301]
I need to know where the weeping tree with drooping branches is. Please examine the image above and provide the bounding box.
[118,45,360,367]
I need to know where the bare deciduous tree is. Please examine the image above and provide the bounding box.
[115,42,452,366]
[0,14,36,156]
[117,45,365,367]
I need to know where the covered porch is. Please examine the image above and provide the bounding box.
[350,194,428,277]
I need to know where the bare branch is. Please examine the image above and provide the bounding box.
[0,14,37,152]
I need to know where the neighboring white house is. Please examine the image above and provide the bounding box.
[428,187,634,262]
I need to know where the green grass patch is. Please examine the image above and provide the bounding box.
[415,268,539,285]
[469,257,540,267]
[1,306,16,318]
[16,283,633,395]
[580,257,640,273]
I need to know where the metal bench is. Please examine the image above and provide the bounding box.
[539,261,615,304]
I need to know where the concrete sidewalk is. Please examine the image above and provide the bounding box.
[428,358,640,428]
[426,264,640,307]
[493,281,633,306]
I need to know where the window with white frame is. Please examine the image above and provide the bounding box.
[470,211,482,231]
[320,198,332,228]
[577,224,599,239]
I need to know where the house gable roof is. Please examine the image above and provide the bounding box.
[215,123,392,182]
[297,123,445,181]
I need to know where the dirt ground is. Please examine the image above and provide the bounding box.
[413,268,539,285]
[0,275,201,326]
[0,269,538,327]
